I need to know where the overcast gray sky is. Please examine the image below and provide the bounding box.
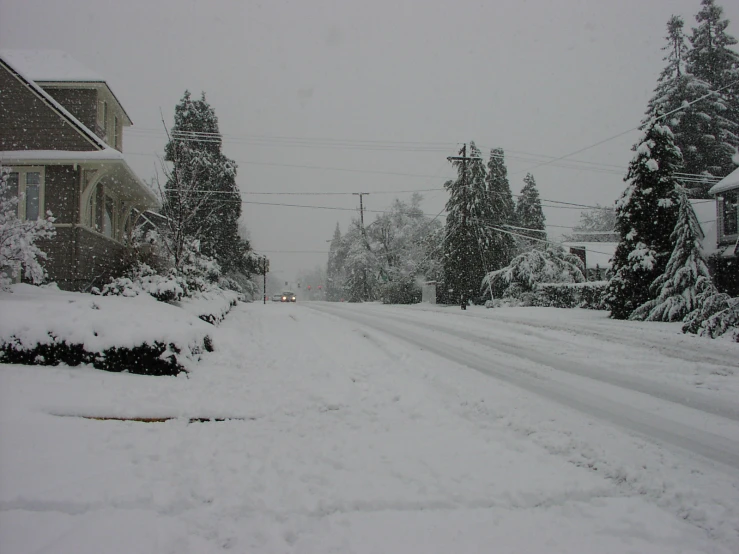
[2,0,738,281]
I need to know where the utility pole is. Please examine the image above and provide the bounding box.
[353,192,371,300]
[447,144,469,226]
[447,143,480,310]
[353,192,369,230]
[262,256,269,304]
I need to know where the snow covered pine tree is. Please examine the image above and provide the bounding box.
[606,119,681,319]
[163,91,246,273]
[687,0,739,182]
[443,142,497,307]
[630,185,712,321]
[515,173,546,248]
[485,148,518,270]
[682,1,739,196]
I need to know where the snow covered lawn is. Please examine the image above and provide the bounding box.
[1,301,737,553]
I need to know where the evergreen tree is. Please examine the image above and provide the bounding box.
[630,186,712,321]
[163,91,245,271]
[686,1,739,192]
[326,222,346,301]
[484,148,518,269]
[644,16,714,197]
[688,0,739,89]
[606,119,682,319]
[644,8,739,198]
[443,142,498,305]
[515,173,546,245]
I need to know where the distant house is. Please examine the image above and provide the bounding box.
[708,168,739,295]
[560,239,618,281]
[0,50,158,291]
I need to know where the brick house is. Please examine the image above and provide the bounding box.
[0,50,158,291]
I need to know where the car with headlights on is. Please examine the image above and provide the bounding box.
[281,291,296,302]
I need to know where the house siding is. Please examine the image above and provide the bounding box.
[41,87,98,135]
[39,226,130,291]
[0,63,96,151]
[76,228,130,290]
[38,227,77,287]
[45,165,80,224]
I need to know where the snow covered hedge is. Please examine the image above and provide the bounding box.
[175,288,240,325]
[0,285,215,375]
[533,281,609,310]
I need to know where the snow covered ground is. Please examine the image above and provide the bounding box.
[1,300,738,553]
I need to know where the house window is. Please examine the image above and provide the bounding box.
[113,116,119,148]
[103,196,115,238]
[2,172,19,216]
[3,168,44,221]
[723,191,738,236]
[103,101,108,129]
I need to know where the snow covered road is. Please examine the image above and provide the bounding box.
[1,301,738,553]
[307,302,739,470]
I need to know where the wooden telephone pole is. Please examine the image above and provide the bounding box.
[261,256,269,304]
[353,192,369,230]
[447,143,481,310]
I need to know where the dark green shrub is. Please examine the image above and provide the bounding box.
[0,333,214,375]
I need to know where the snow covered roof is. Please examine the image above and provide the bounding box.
[709,167,739,195]
[690,199,720,256]
[561,242,618,269]
[0,149,124,163]
[0,49,104,82]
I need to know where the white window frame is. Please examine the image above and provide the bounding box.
[5,166,45,221]
[83,182,125,243]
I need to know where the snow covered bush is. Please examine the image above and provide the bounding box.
[533,281,609,310]
[482,245,585,301]
[175,288,240,325]
[178,238,222,295]
[380,274,422,304]
[0,166,56,290]
[0,285,215,375]
[96,237,222,303]
[96,263,186,303]
[682,277,739,341]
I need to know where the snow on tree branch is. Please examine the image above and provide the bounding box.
[0,165,56,291]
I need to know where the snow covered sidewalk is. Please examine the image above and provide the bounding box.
[1,302,736,553]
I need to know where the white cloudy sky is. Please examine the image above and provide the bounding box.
[1,0,738,279]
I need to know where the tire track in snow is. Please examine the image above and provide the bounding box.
[386,305,738,368]
[354,307,739,422]
[306,304,739,473]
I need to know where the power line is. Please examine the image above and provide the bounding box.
[510,78,739,177]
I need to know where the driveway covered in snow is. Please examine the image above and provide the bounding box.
[1,301,738,553]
